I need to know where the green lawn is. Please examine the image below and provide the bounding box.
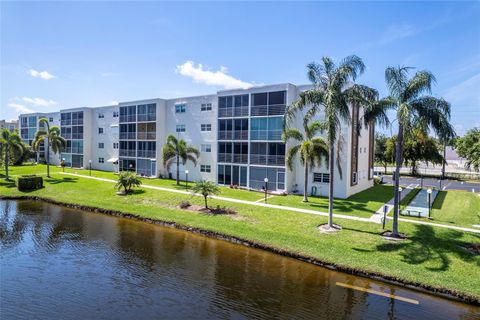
[400,190,480,228]
[1,165,479,300]
[268,185,395,218]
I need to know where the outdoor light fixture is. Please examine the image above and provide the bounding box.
[185,170,189,191]
[427,188,433,219]
[89,160,92,176]
[264,178,269,203]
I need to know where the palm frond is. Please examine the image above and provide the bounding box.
[285,144,301,171]
[282,128,303,143]
[403,70,436,102]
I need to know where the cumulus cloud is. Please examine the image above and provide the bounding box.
[28,69,56,80]
[20,97,57,107]
[176,61,254,89]
[8,103,34,114]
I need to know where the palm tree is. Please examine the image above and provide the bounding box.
[283,119,329,202]
[115,171,142,194]
[364,66,454,238]
[285,56,377,230]
[162,134,200,185]
[191,180,220,209]
[32,117,66,178]
[0,129,23,180]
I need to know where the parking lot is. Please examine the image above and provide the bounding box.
[379,174,479,192]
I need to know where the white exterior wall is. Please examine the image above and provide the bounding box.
[91,105,119,171]
[163,95,217,182]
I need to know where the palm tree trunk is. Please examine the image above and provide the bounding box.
[303,163,309,202]
[384,163,387,174]
[441,141,446,180]
[204,195,208,209]
[392,124,404,237]
[5,146,9,180]
[176,155,180,185]
[328,143,335,228]
[46,139,50,178]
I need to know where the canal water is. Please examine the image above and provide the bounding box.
[0,200,478,319]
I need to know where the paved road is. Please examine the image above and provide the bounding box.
[380,174,479,192]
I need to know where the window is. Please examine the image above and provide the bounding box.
[98,113,104,119]
[176,125,186,132]
[352,172,357,184]
[98,143,104,149]
[98,128,104,134]
[201,124,212,132]
[49,117,53,122]
[200,165,211,173]
[313,173,330,183]
[201,103,212,111]
[98,157,104,163]
[175,104,186,113]
[201,144,211,152]
[113,111,119,118]
[252,92,268,106]
[113,142,119,149]
[268,91,286,105]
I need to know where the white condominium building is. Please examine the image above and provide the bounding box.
[18,83,374,198]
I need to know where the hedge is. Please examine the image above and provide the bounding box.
[17,175,43,191]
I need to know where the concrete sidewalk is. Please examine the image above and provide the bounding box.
[58,172,480,234]
[369,184,418,223]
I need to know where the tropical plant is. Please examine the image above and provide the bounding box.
[0,129,23,180]
[455,128,480,172]
[363,66,455,237]
[162,134,200,185]
[283,119,329,202]
[115,171,142,194]
[32,118,66,178]
[191,180,220,209]
[285,55,378,230]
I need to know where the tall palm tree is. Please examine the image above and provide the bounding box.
[32,117,66,178]
[0,129,23,180]
[283,119,329,202]
[162,134,200,185]
[285,56,377,230]
[364,66,454,238]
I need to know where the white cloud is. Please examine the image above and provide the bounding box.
[20,97,57,107]
[175,61,254,89]
[28,69,56,80]
[8,103,34,114]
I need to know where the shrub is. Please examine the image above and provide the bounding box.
[17,175,43,191]
[374,176,382,185]
[115,171,142,194]
[179,201,191,209]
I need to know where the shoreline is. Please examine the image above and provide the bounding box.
[1,194,479,306]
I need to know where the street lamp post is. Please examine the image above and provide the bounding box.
[427,188,432,219]
[185,170,189,191]
[264,178,269,203]
[89,160,92,176]
[62,158,65,172]
[398,187,403,213]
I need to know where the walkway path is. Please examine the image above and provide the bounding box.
[58,173,480,234]
[369,183,418,223]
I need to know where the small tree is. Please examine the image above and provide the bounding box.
[162,134,200,185]
[0,129,23,180]
[115,171,142,194]
[455,128,480,172]
[32,118,66,178]
[374,133,391,174]
[191,180,220,209]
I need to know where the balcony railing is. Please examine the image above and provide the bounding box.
[61,120,71,126]
[250,154,285,166]
[218,131,233,140]
[72,134,84,139]
[219,107,249,118]
[119,132,136,139]
[119,149,136,157]
[137,114,156,122]
[251,104,286,116]
[62,133,72,139]
[233,131,248,140]
[137,132,156,140]
[137,150,156,158]
[250,130,282,141]
[120,115,136,123]
[218,153,248,164]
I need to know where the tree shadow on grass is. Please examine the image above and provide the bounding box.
[0,179,16,189]
[47,177,79,185]
[376,224,479,272]
[432,191,447,210]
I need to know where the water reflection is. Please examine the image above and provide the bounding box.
[1,200,478,320]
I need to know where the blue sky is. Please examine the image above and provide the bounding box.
[1,1,479,135]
